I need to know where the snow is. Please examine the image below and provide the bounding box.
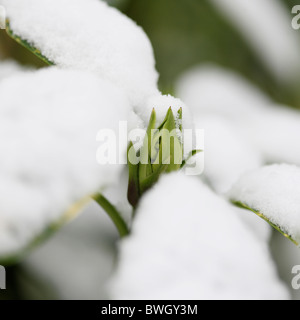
[1,0,196,157]
[176,64,270,119]
[0,67,130,258]
[0,5,5,29]
[0,60,29,81]
[194,115,262,194]
[176,65,300,166]
[241,105,300,165]
[234,207,272,244]
[210,0,300,82]
[1,0,159,106]
[134,93,195,156]
[271,229,300,300]
[228,164,300,245]
[24,203,118,299]
[109,173,288,300]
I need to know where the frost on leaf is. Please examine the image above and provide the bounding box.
[2,0,159,105]
[228,164,300,246]
[109,173,288,300]
[0,68,130,263]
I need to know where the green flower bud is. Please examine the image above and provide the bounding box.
[127,107,199,208]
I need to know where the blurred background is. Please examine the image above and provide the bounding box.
[1,0,300,299]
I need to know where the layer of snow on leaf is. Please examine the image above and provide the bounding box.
[0,67,130,258]
[109,173,288,299]
[228,164,300,245]
[210,0,300,81]
[1,0,159,106]
[195,115,262,194]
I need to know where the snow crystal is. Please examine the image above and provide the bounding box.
[1,0,159,106]
[210,0,300,81]
[0,67,130,258]
[109,173,288,299]
[228,164,300,245]
[176,65,300,166]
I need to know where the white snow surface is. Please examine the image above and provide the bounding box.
[228,164,300,245]
[176,65,300,166]
[241,105,300,165]
[210,0,300,82]
[1,0,159,106]
[176,65,270,119]
[234,207,271,244]
[0,60,29,81]
[109,173,288,300]
[0,67,130,257]
[194,115,262,194]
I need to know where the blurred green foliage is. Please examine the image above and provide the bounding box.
[125,0,274,95]
[1,0,300,106]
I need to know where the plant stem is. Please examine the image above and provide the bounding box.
[93,193,129,238]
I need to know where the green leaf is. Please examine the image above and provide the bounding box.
[93,193,129,238]
[232,201,299,246]
[139,108,156,193]
[5,20,54,66]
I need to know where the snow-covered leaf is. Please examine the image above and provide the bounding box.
[228,164,300,246]
[0,67,130,263]
[6,22,54,66]
[109,172,288,299]
[2,0,159,105]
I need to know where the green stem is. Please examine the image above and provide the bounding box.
[93,194,129,238]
